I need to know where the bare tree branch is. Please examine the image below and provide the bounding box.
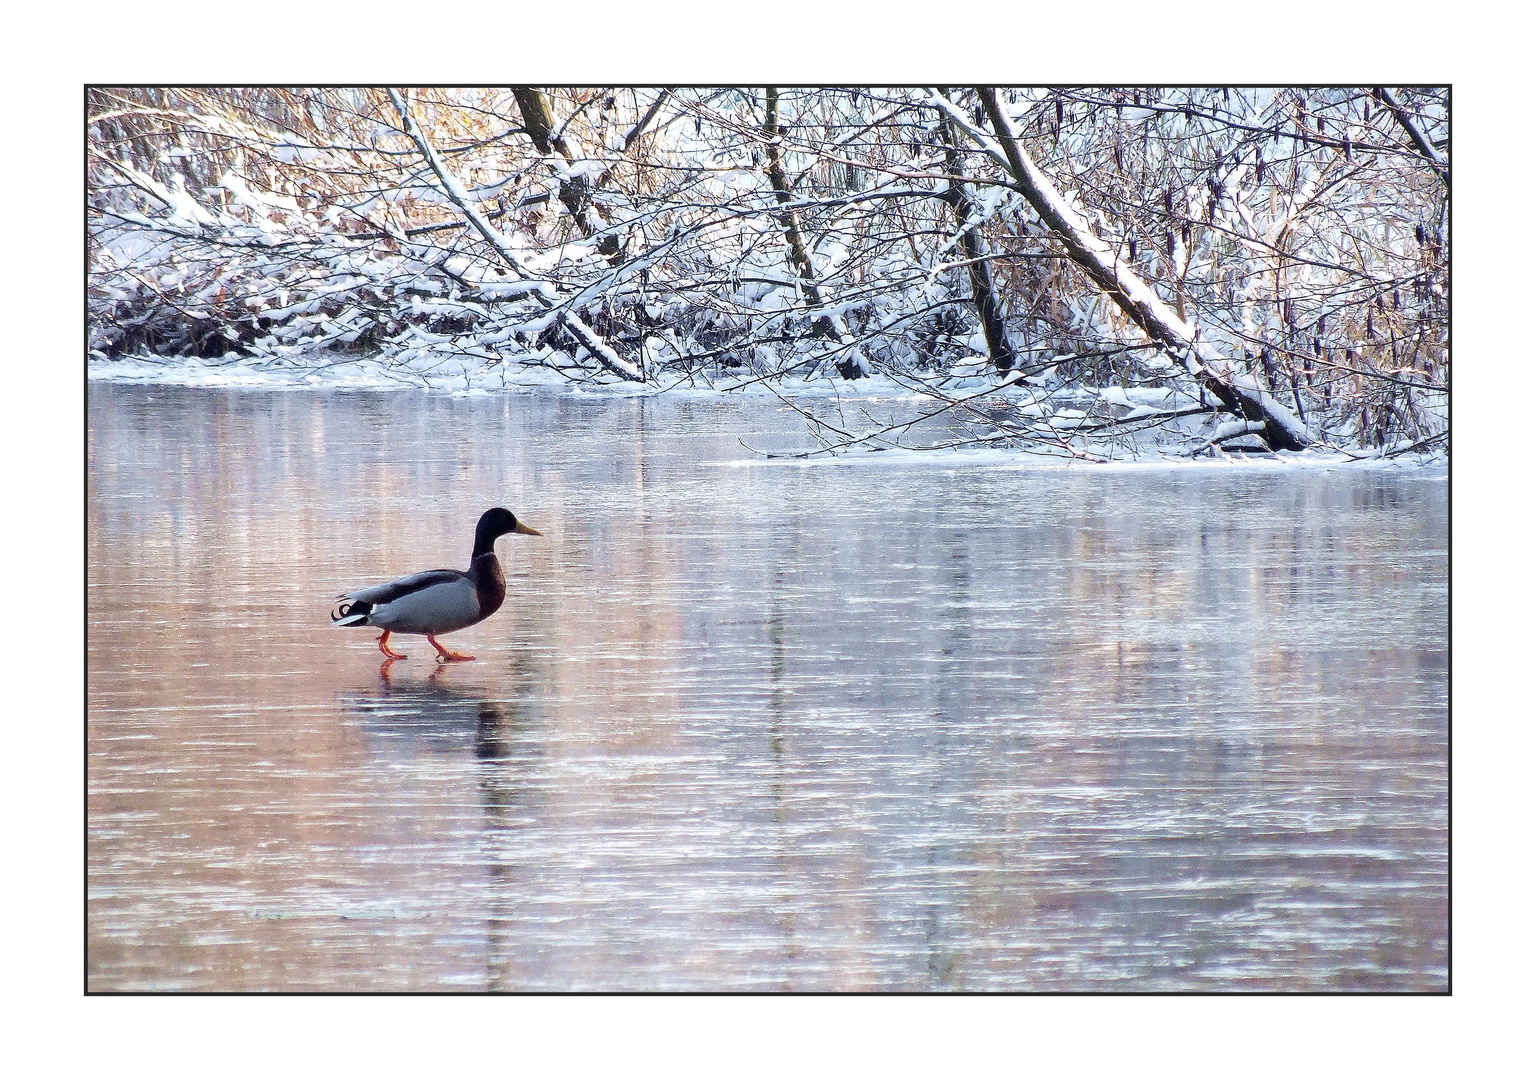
[1375,87,1450,189]
[389,88,643,382]
[969,88,1310,451]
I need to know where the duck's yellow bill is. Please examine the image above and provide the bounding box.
[513,521,543,536]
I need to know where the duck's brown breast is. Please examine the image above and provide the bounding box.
[472,553,506,619]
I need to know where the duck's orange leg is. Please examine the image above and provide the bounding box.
[427,634,475,663]
[377,630,407,660]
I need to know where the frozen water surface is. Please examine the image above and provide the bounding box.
[87,385,1447,991]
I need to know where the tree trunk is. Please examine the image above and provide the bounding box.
[937,94,1015,372]
[510,87,567,158]
[763,87,863,378]
[511,87,597,236]
[968,88,1309,451]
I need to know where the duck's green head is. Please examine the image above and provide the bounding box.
[475,506,541,556]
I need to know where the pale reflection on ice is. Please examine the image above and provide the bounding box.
[88,385,1447,991]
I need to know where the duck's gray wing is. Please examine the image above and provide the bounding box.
[333,569,474,630]
[342,569,462,606]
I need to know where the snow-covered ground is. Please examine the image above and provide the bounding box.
[88,350,1446,467]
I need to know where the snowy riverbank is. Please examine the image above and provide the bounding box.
[89,351,1447,467]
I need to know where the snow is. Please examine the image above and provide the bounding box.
[85,348,1445,470]
[707,440,1444,472]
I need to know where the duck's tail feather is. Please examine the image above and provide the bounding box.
[332,598,373,626]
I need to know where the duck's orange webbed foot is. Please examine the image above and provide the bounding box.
[377,631,408,660]
[427,634,475,663]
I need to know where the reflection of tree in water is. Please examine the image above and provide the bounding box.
[336,660,542,991]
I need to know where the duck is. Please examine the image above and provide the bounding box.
[332,507,541,663]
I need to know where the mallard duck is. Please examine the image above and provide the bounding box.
[332,507,541,663]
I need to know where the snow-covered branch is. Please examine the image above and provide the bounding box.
[974,88,1310,451]
[388,88,644,382]
[1375,87,1450,187]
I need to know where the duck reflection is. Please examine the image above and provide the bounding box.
[337,660,532,761]
[337,660,542,990]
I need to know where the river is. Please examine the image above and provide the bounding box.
[87,384,1448,991]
